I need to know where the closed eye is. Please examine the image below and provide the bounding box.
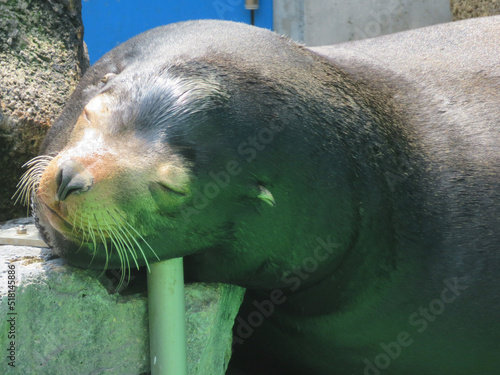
[154,182,188,196]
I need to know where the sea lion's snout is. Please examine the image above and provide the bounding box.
[34,149,120,239]
[55,160,94,202]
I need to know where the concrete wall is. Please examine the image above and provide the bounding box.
[274,0,453,46]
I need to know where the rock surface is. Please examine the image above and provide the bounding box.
[0,0,89,221]
[0,218,245,375]
[450,0,500,20]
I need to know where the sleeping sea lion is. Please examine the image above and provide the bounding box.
[18,17,500,375]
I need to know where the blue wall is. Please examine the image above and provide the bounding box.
[82,0,273,64]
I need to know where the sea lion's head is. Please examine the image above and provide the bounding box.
[16,22,360,290]
[22,66,265,266]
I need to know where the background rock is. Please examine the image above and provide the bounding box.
[450,0,500,20]
[0,218,245,375]
[0,0,89,221]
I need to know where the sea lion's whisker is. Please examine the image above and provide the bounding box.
[108,233,126,289]
[118,217,152,273]
[93,213,109,272]
[105,216,131,290]
[73,213,88,254]
[86,217,99,268]
[79,212,86,239]
[114,208,160,262]
[12,155,54,209]
[87,218,97,246]
[116,226,134,286]
[101,215,120,274]
[112,216,140,271]
[71,213,81,237]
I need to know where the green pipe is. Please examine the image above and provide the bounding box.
[148,257,188,375]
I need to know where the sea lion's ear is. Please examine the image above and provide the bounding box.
[257,185,276,207]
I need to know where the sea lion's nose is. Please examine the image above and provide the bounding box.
[55,160,94,201]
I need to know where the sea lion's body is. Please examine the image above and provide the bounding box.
[29,17,499,375]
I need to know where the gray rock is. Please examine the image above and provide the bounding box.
[0,218,245,375]
[0,0,89,221]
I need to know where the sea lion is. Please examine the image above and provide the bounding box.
[18,17,500,375]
